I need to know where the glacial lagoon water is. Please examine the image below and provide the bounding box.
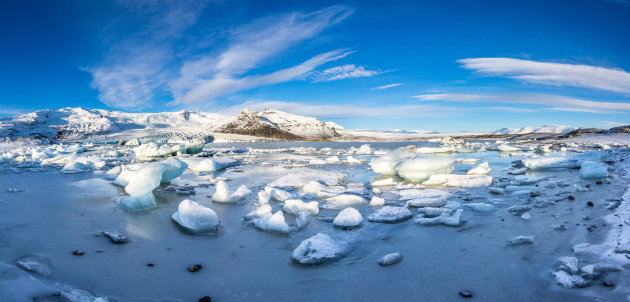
[0,141,625,301]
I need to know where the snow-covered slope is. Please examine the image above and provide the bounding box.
[0,107,345,142]
[491,125,577,135]
[0,107,229,140]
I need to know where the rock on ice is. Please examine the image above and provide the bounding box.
[171,199,219,233]
[396,155,455,182]
[333,208,363,227]
[291,233,345,264]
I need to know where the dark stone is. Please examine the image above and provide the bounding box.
[459,290,473,298]
[603,281,615,287]
[568,195,575,200]
[596,181,603,185]
[199,296,212,302]
[72,250,84,256]
[188,264,203,272]
[147,263,155,267]
[587,201,594,207]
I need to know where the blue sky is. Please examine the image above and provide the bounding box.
[1,0,629,132]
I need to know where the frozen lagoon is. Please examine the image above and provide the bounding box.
[0,140,628,301]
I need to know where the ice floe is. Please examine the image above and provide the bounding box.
[333,207,363,228]
[291,233,346,264]
[368,206,413,223]
[171,199,220,233]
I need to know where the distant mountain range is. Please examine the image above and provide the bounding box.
[0,107,624,142]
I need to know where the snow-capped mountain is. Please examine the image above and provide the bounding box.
[216,108,343,140]
[0,107,344,141]
[491,125,578,135]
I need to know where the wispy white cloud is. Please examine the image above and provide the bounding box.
[219,100,460,119]
[312,64,382,82]
[170,5,355,105]
[371,83,404,91]
[600,121,628,127]
[414,93,630,113]
[87,4,356,109]
[87,1,210,109]
[458,58,630,94]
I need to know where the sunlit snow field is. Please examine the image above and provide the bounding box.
[0,140,627,301]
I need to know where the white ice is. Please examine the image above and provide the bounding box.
[325,194,367,207]
[396,155,455,182]
[291,233,345,264]
[283,199,319,216]
[368,206,413,223]
[466,162,491,175]
[333,207,363,227]
[579,161,608,179]
[171,199,219,233]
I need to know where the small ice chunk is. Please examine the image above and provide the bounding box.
[253,210,290,233]
[326,156,340,163]
[245,204,272,221]
[371,178,396,187]
[283,199,320,216]
[368,206,413,223]
[558,256,579,274]
[401,189,449,207]
[265,186,292,202]
[498,144,520,152]
[512,175,542,186]
[579,161,608,179]
[257,191,270,204]
[466,162,491,175]
[15,255,52,277]
[415,209,463,227]
[171,199,219,233]
[370,196,385,207]
[191,158,237,172]
[230,185,251,201]
[346,156,362,164]
[102,231,128,243]
[212,180,233,203]
[507,235,534,246]
[523,156,581,170]
[507,205,531,216]
[508,168,527,175]
[309,158,327,165]
[553,270,591,288]
[464,203,495,212]
[396,155,455,183]
[520,212,531,220]
[333,208,363,228]
[291,233,345,264]
[303,181,327,194]
[378,252,403,266]
[422,174,493,187]
[417,207,452,217]
[326,194,367,207]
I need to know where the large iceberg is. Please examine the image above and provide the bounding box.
[113,159,187,211]
[396,155,455,182]
[370,146,417,175]
[579,161,608,179]
[171,199,219,233]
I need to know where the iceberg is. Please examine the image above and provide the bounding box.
[422,174,493,187]
[325,194,367,207]
[253,210,290,234]
[370,146,417,175]
[291,233,345,264]
[368,206,413,223]
[466,162,491,175]
[265,186,292,202]
[191,157,237,172]
[522,156,581,170]
[171,199,219,233]
[396,155,455,182]
[283,199,319,216]
[579,161,608,179]
[333,207,363,227]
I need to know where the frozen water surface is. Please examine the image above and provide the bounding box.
[0,140,628,301]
